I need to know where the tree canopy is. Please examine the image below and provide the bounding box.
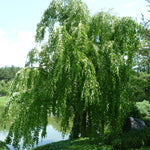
[0,0,142,149]
[131,0,150,102]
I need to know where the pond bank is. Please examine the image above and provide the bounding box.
[0,96,69,150]
[33,138,113,150]
[32,138,150,150]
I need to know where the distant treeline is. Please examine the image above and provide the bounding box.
[0,66,21,96]
[0,66,21,82]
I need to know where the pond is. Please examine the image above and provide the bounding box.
[0,97,69,150]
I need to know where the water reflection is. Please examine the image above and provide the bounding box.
[0,98,70,150]
[0,121,69,150]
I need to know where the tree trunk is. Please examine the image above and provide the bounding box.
[70,106,80,139]
[101,119,104,135]
[81,111,87,137]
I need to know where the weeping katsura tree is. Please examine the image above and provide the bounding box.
[0,0,141,149]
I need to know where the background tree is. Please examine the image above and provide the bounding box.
[0,0,141,149]
[0,66,21,82]
[88,14,141,133]
[131,0,150,102]
[0,66,21,96]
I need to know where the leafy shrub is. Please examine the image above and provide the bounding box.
[136,100,150,127]
[131,73,150,102]
[110,127,150,149]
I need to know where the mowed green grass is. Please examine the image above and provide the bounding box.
[33,138,113,150]
[33,138,150,150]
[0,96,8,106]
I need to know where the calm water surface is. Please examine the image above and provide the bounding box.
[0,98,69,150]
[0,124,69,150]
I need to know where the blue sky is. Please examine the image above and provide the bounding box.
[0,0,149,67]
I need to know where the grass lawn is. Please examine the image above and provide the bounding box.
[33,138,113,150]
[33,138,150,150]
[0,96,8,106]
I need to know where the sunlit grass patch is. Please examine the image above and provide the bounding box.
[0,96,8,106]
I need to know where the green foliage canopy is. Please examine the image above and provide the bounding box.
[131,0,150,102]
[0,0,141,149]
